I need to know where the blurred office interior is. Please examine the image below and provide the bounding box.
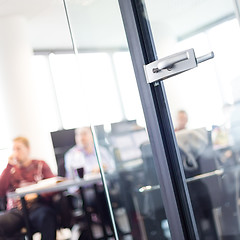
[1,0,240,239]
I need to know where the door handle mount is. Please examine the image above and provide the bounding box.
[144,48,214,84]
[153,52,189,73]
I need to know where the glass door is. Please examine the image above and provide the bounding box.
[60,1,175,240]
[132,0,240,239]
[62,0,240,239]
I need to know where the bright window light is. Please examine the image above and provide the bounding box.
[31,55,62,131]
[207,19,240,104]
[113,52,146,127]
[166,19,240,129]
[49,53,123,129]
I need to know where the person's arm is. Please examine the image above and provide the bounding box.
[0,164,13,197]
[64,151,74,179]
[41,161,55,179]
[38,160,56,201]
[0,155,18,197]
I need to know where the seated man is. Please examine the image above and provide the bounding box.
[0,136,57,240]
[64,127,115,180]
[174,110,188,132]
[64,127,115,235]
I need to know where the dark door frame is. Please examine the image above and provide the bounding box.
[118,0,199,239]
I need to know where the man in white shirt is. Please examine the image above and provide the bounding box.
[64,127,116,238]
[64,127,115,180]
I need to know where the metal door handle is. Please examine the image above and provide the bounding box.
[144,48,215,83]
[153,52,189,73]
[138,184,160,193]
[196,52,214,64]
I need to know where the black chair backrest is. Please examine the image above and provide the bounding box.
[140,141,159,185]
[0,196,6,211]
[50,129,76,177]
[139,141,165,218]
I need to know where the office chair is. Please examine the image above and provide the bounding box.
[77,183,120,240]
[139,142,169,240]
[0,197,46,240]
[0,196,27,240]
[110,120,138,134]
[94,125,110,150]
[50,128,76,177]
[0,196,6,212]
[180,143,221,239]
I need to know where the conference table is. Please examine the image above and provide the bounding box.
[7,175,102,240]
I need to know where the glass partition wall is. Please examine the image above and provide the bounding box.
[62,0,240,239]
[3,0,240,239]
[143,0,240,239]
[61,1,170,240]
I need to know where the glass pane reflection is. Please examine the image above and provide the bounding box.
[60,0,171,239]
[93,122,170,240]
[145,0,240,239]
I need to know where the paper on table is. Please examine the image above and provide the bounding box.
[15,176,65,193]
[84,173,101,181]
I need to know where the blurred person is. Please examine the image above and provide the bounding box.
[175,110,188,131]
[64,127,115,180]
[0,137,57,240]
[64,127,116,238]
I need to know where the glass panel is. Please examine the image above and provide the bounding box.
[61,0,171,239]
[145,0,240,239]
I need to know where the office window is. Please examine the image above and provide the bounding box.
[113,52,146,126]
[31,55,62,132]
[31,18,240,131]
[165,18,240,129]
[49,53,123,129]
[166,32,223,129]
[207,19,240,104]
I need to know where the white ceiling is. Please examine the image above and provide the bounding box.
[0,0,236,51]
[146,0,234,38]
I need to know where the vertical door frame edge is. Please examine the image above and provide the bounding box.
[118,0,199,239]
